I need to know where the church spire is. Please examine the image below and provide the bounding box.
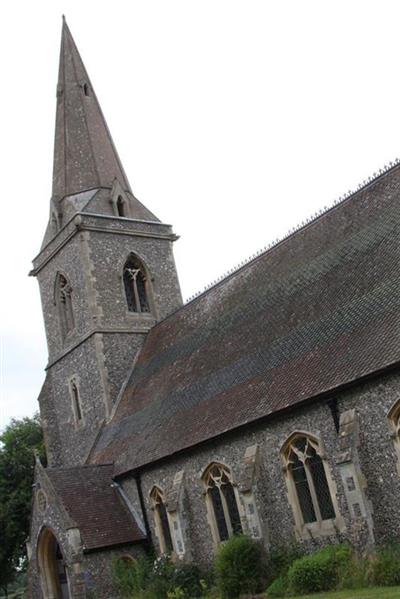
[53,17,133,199]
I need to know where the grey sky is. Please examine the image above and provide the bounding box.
[1,0,400,429]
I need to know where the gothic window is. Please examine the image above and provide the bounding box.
[123,255,150,313]
[116,195,126,217]
[69,378,83,424]
[388,401,400,476]
[203,463,243,543]
[83,82,90,96]
[55,273,74,339]
[282,433,336,532]
[150,487,173,554]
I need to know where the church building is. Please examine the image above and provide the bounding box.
[27,18,400,599]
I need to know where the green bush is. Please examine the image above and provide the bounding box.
[371,544,400,587]
[214,535,266,599]
[266,574,289,597]
[287,543,352,594]
[112,556,152,597]
[268,543,303,581]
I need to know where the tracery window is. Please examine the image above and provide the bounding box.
[282,434,336,531]
[150,487,173,554]
[203,463,243,543]
[55,273,74,339]
[123,255,150,313]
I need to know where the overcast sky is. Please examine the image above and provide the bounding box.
[1,0,400,430]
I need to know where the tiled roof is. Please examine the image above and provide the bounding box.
[91,165,400,475]
[47,464,145,550]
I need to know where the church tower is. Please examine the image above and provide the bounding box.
[31,18,182,467]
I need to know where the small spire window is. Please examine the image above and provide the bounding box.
[123,255,150,313]
[55,273,74,339]
[83,82,89,97]
[117,195,126,217]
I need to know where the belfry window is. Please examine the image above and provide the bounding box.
[55,273,74,339]
[150,487,173,554]
[123,255,150,313]
[283,434,336,528]
[203,463,242,543]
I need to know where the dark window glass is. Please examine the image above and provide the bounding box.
[223,483,243,534]
[158,503,173,553]
[308,452,335,520]
[117,196,125,217]
[290,454,316,524]
[210,486,229,541]
[71,382,82,422]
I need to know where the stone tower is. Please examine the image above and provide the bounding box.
[31,18,182,468]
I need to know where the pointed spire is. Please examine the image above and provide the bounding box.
[53,17,133,199]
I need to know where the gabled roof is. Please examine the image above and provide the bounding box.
[46,464,145,550]
[90,164,400,476]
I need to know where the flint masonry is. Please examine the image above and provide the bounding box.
[27,17,400,599]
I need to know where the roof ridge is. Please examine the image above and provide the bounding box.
[185,157,400,302]
[143,156,400,333]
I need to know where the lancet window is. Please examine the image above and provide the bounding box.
[203,463,243,543]
[150,487,173,554]
[283,434,336,528]
[388,401,400,476]
[70,379,82,424]
[55,273,74,339]
[123,255,150,313]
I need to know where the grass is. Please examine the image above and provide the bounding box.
[279,586,400,599]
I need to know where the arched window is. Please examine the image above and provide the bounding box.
[282,434,336,528]
[388,401,400,475]
[55,273,74,339]
[203,463,242,543]
[116,195,125,217]
[69,378,83,424]
[123,255,150,313]
[150,487,173,554]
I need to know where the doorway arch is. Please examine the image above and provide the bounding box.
[37,528,70,599]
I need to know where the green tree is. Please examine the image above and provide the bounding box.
[0,414,45,597]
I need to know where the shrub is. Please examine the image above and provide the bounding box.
[287,543,352,594]
[371,544,400,586]
[214,535,267,599]
[268,543,303,581]
[112,556,152,597]
[266,575,289,597]
[172,563,204,598]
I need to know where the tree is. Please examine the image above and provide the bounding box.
[0,414,44,597]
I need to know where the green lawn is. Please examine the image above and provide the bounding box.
[282,587,400,599]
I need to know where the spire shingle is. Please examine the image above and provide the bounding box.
[53,18,133,199]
